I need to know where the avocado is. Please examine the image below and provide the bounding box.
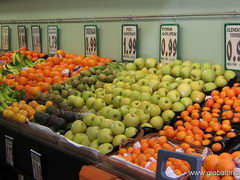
[34,112,50,125]
[61,111,76,123]
[45,106,58,115]
[53,118,66,130]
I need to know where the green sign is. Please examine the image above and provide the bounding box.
[121,24,138,62]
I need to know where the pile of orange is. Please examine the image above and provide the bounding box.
[117,136,201,175]
[202,152,240,180]
[0,50,112,96]
[0,51,13,63]
[19,48,46,62]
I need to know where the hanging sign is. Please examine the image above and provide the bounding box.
[1,26,10,51]
[84,25,98,56]
[48,25,58,55]
[5,135,14,166]
[18,26,27,49]
[31,26,42,52]
[121,24,138,61]
[30,149,43,180]
[160,24,179,64]
[225,24,240,71]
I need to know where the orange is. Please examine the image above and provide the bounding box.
[226,132,236,138]
[176,131,187,141]
[222,111,234,119]
[203,154,220,171]
[184,136,194,144]
[211,90,219,96]
[175,120,183,127]
[180,143,190,151]
[118,148,127,155]
[165,128,176,138]
[211,143,222,152]
[200,121,209,130]
[180,111,189,118]
[219,153,232,160]
[157,136,167,145]
[202,139,210,146]
[232,151,240,158]
[221,124,231,132]
[191,119,200,127]
[205,98,214,107]
[216,159,235,171]
[137,153,147,163]
[214,136,223,142]
[220,176,234,180]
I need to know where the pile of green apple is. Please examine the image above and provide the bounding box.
[64,113,138,154]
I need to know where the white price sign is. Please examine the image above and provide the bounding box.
[1,26,10,51]
[18,26,27,49]
[5,135,14,166]
[31,26,42,52]
[122,25,138,61]
[48,25,58,54]
[84,25,98,56]
[160,24,179,64]
[31,149,43,180]
[225,24,240,70]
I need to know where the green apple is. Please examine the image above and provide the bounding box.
[124,127,138,138]
[98,143,113,154]
[175,77,183,84]
[115,81,125,88]
[134,58,145,69]
[140,86,153,94]
[86,97,96,109]
[190,81,202,91]
[182,78,193,85]
[146,104,161,117]
[83,113,96,126]
[99,119,114,129]
[131,83,141,91]
[112,88,123,96]
[107,109,122,121]
[123,113,140,127]
[172,102,185,112]
[191,63,201,69]
[191,91,205,103]
[151,94,161,104]
[161,75,174,82]
[71,120,87,134]
[203,82,217,92]
[97,106,113,117]
[169,83,179,90]
[201,69,215,82]
[96,91,106,99]
[137,79,149,86]
[161,110,175,123]
[86,126,101,141]
[140,123,153,128]
[93,99,106,111]
[122,89,132,98]
[104,94,114,105]
[161,65,171,75]
[129,108,139,114]
[112,96,123,108]
[158,81,171,89]
[157,88,169,97]
[97,128,113,144]
[224,70,236,81]
[139,101,151,111]
[67,95,84,108]
[171,65,182,77]
[129,90,141,101]
[190,69,202,80]
[134,71,145,81]
[158,97,172,110]
[131,100,142,108]
[180,97,193,108]
[214,76,228,87]
[82,91,94,101]
[150,116,164,130]
[148,68,157,74]
[145,57,157,68]
[112,135,128,147]
[105,86,115,94]
[90,139,100,149]
[123,83,131,89]
[64,130,74,140]
[119,105,130,117]
[173,59,183,65]
[212,64,224,76]
[201,63,212,69]
[126,63,137,71]
[177,83,192,97]
[137,109,151,123]
[111,121,125,135]
[157,62,166,69]
[148,79,160,91]
[92,116,105,126]
[182,60,193,67]
[81,136,91,146]
[167,90,180,103]
[180,66,192,78]
[140,92,152,102]
[73,133,88,144]
[120,98,132,106]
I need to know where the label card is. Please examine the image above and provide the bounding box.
[122,24,138,61]
[1,26,10,51]
[18,26,27,49]
[5,135,14,166]
[30,149,43,180]
[84,25,98,56]
[48,25,58,55]
[31,26,42,52]
[225,24,240,70]
[160,24,179,63]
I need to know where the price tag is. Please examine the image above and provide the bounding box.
[30,149,43,180]
[18,26,27,49]
[48,25,58,55]
[5,135,14,166]
[31,26,42,52]
[122,24,138,61]
[1,26,10,51]
[84,25,98,56]
[160,24,179,64]
[225,24,240,70]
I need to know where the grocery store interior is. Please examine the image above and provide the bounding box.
[1,0,240,179]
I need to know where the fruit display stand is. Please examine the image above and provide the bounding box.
[0,117,155,180]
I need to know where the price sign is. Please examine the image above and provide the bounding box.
[31,26,42,52]
[1,26,10,51]
[18,26,27,49]
[160,24,179,64]
[48,25,58,54]
[225,24,240,70]
[122,24,138,61]
[84,25,98,56]
[30,149,43,180]
[5,135,14,166]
